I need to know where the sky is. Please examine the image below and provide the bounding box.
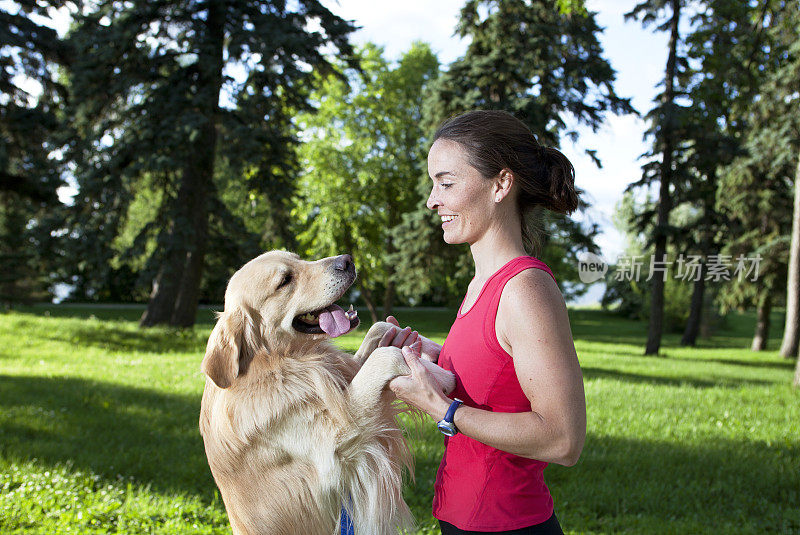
[319,0,670,303]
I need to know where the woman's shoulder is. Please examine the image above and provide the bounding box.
[499,265,564,318]
[513,256,556,281]
[494,264,568,356]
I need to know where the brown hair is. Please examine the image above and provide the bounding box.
[432,110,581,254]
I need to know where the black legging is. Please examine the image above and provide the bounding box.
[439,513,564,535]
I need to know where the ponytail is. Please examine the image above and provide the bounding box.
[542,146,579,216]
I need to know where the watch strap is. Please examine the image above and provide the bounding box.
[443,398,462,424]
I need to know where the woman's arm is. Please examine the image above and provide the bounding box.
[389,269,586,466]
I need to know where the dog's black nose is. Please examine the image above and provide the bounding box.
[334,254,354,272]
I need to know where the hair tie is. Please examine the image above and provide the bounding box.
[538,145,548,160]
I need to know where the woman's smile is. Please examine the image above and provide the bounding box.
[440,214,458,227]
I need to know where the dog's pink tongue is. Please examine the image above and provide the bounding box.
[318,304,351,337]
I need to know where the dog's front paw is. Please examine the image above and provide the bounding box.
[354,321,396,364]
[348,346,411,409]
[368,346,411,382]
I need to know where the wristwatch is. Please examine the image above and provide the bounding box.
[437,398,463,437]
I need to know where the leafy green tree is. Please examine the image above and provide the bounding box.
[623,1,791,352]
[0,2,70,305]
[397,0,632,304]
[108,159,274,305]
[556,0,587,15]
[294,43,439,321]
[65,0,355,326]
[692,0,800,380]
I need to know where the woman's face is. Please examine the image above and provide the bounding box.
[426,139,497,246]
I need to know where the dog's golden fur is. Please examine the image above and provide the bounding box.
[199,251,415,535]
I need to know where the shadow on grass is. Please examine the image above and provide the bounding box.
[575,346,651,359]
[548,433,800,533]
[0,374,214,500]
[40,322,211,354]
[668,355,796,370]
[13,304,220,326]
[580,366,777,389]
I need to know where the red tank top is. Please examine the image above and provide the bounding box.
[432,256,557,531]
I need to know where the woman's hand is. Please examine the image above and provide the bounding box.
[377,317,419,350]
[389,342,451,420]
[380,315,442,362]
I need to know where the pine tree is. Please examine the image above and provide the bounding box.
[744,1,800,383]
[65,1,355,327]
[0,1,69,305]
[754,1,800,368]
[710,0,800,383]
[626,0,685,355]
[675,1,776,347]
[709,0,798,366]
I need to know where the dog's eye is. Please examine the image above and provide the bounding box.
[277,272,292,289]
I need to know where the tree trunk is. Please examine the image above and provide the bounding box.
[171,247,208,326]
[358,279,379,324]
[682,231,712,346]
[170,167,212,327]
[646,250,668,355]
[780,153,800,358]
[751,291,772,351]
[382,237,397,319]
[681,264,706,346]
[139,2,224,328]
[382,279,395,320]
[794,353,800,387]
[645,0,681,356]
[139,237,185,327]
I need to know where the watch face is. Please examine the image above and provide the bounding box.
[437,420,457,437]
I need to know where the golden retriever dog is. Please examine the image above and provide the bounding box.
[199,250,451,535]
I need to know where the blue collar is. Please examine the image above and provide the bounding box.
[340,506,354,535]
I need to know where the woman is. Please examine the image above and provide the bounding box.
[383,110,586,535]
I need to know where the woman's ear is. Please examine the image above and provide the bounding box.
[201,307,246,389]
[493,168,514,203]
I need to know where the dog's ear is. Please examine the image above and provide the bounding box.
[201,308,246,389]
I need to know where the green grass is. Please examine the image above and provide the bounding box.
[1,305,798,534]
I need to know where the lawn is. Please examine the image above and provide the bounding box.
[0,304,798,534]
